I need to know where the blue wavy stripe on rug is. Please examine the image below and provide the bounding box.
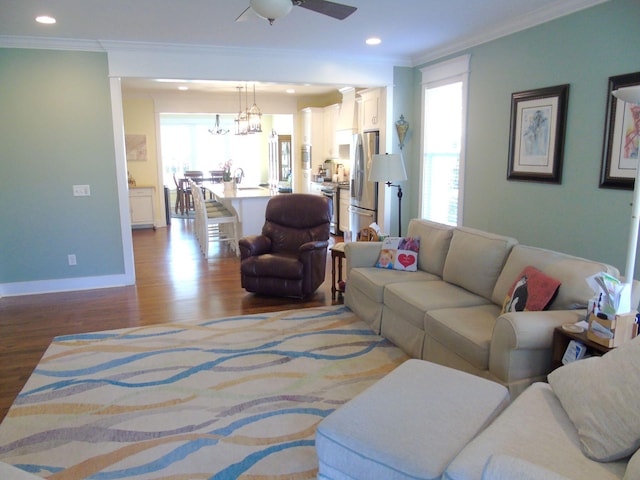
[0,306,407,479]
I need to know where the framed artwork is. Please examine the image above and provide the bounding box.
[507,84,570,183]
[600,72,640,189]
[125,134,147,161]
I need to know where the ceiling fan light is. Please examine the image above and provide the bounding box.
[250,0,293,21]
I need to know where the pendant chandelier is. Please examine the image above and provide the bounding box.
[247,84,262,134]
[208,114,229,136]
[235,86,248,136]
[235,84,262,135]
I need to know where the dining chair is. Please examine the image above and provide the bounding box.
[189,179,239,257]
[172,173,185,214]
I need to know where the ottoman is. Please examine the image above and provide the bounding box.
[315,359,510,480]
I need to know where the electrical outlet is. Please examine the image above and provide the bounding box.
[73,185,91,196]
[68,254,77,266]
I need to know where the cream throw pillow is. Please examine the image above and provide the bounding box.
[548,335,640,462]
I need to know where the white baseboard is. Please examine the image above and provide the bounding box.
[0,274,135,297]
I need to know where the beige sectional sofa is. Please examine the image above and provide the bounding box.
[344,218,621,396]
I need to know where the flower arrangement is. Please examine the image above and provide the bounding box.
[221,159,233,182]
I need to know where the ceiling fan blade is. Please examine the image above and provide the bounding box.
[296,0,357,20]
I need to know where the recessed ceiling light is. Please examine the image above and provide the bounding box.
[178,86,189,91]
[286,89,296,94]
[36,15,56,24]
[366,37,381,46]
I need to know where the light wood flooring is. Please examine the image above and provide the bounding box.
[0,218,344,422]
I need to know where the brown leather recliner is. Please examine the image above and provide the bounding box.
[239,194,332,298]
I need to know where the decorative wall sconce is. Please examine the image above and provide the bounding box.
[395,114,409,150]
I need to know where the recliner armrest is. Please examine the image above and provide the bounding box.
[239,235,272,259]
[298,240,329,252]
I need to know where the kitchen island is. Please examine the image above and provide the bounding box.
[204,184,279,238]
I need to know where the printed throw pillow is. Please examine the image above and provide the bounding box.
[501,265,561,313]
[375,237,420,272]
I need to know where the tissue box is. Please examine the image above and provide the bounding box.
[587,312,638,348]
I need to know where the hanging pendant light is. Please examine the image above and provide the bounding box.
[235,86,248,135]
[247,84,262,134]
[208,114,229,136]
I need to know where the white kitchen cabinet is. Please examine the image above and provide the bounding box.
[300,107,325,173]
[324,104,340,158]
[339,188,350,235]
[129,186,156,229]
[360,88,381,132]
[309,181,325,196]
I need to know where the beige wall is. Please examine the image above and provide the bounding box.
[123,98,165,226]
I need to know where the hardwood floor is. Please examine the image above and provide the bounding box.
[0,219,344,422]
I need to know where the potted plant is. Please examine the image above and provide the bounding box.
[221,159,235,192]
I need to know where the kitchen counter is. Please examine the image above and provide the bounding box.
[203,184,279,237]
[206,184,275,199]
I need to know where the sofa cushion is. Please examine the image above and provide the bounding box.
[348,267,438,303]
[407,219,454,276]
[375,236,420,271]
[443,227,517,300]
[445,382,628,480]
[492,245,619,309]
[385,280,491,330]
[547,335,640,462]
[625,448,640,480]
[424,304,502,370]
[501,266,561,313]
[482,454,572,480]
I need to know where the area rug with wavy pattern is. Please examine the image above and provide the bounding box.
[0,306,407,479]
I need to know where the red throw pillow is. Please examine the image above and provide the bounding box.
[502,266,561,313]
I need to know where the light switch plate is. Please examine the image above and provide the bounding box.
[73,185,91,196]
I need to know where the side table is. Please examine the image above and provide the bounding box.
[551,325,612,370]
[331,242,346,300]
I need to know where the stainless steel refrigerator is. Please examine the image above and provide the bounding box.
[349,131,379,238]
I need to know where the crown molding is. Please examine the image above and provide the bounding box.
[0,35,411,68]
[411,0,609,66]
[0,35,105,52]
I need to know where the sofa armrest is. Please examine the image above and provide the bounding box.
[344,242,382,273]
[489,309,585,384]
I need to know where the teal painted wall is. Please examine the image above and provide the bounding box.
[0,49,124,283]
[412,0,640,278]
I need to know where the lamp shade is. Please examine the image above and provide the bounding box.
[250,0,293,20]
[613,85,640,104]
[369,153,407,183]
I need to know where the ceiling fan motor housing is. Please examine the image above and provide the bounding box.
[250,0,293,21]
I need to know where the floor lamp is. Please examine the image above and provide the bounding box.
[612,85,640,289]
[369,153,408,236]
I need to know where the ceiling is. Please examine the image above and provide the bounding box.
[1,0,604,96]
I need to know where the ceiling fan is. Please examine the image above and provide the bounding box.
[236,0,357,25]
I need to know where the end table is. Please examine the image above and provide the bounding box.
[551,325,612,370]
[331,242,346,300]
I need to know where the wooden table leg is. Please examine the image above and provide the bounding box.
[330,243,346,300]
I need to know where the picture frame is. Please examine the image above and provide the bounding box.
[507,84,570,183]
[125,134,147,161]
[600,72,640,189]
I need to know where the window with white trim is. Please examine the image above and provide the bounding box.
[420,55,470,226]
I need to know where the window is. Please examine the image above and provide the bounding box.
[159,114,261,186]
[420,55,470,226]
